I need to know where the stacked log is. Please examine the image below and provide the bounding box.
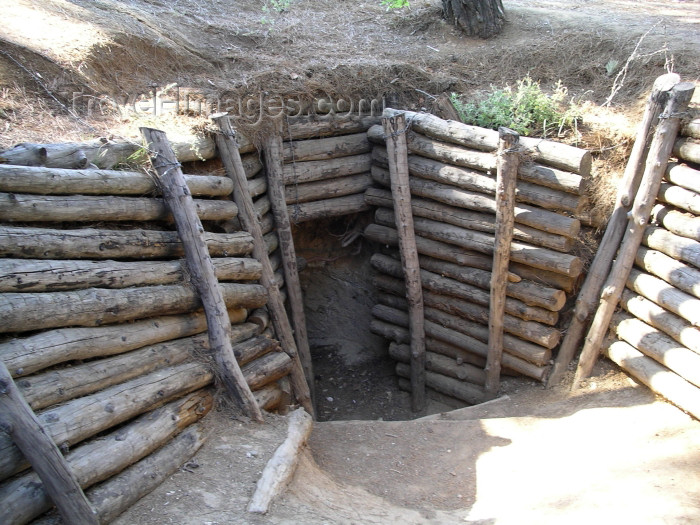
[604,111,700,419]
[0,145,295,521]
[366,109,589,404]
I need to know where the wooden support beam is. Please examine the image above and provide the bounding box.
[141,127,264,422]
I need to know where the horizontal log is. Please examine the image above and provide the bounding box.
[508,262,577,292]
[241,351,293,390]
[681,116,700,139]
[416,253,565,311]
[286,115,381,140]
[0,313,253,378]
[0,390,213,525]
[287,193,369,223]
[389,342,486,385]
[395,362,486,405]
[371,253,559,327]
[611,312,700,387]
[253,382,285,412]
[383,108,592,175]
[657,182,700,215]
[673,137,700,165]
[283,132,371,162]
[285,173,372,204]
[365,184,573,252]
[375,208,583,277]
[604,340,700,420]
[627,267,700,327]
[282,153,372,184]
[0,165,233,196]
[665,162,700,194]
[373,145,583,215]
[0,282,267,333]
[0,362,213,481]
[643,225,700,268]
[0,226,254,260]
[620,289,700,354]
[650,203,700,241]
[241,152,264,179]
[635,246,700,299]
[0,257,263,292]
[248,176,267,199]
[397,378,467,409]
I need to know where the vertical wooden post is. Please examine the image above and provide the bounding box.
[262,121,316,409]
[383,113,426,412]
[0,361,98,525]
[212,115,314,417]
[548,73,680,387]
[485,127,520,397]
[572,82,695,386]
[140,127,264,422]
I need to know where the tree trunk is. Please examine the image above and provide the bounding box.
[442,0,505,38]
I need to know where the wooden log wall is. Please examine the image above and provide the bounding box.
[365,108,589,405]
[602,107,700,419]
[0,140,292,523]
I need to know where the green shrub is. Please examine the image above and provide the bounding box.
[450,76,581,138]
[380,0,410,9]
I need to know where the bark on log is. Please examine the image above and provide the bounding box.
[375,207,583,277]
[365,184,573,252]
[441,0,504,38]
[681,115,700,139]
[285,115,382,140]
[283,132,371,162]
[282,154,372,184]
[0,362,212,481]
[389,342,486,385]
[643,225,700,268]
[0,361,98,525]
[0,390,213,525]
[241,153,264,179]
[665,162,700,194]
[626,267,700,326]
[254,382,285,412]
[611,312,700,387]
[604,340,700,420]
[673,137,700,164]
[656,182,700,215]
[574,82,695,386]
[248,176,267,198]
[0,226,254,260]
[650,203,700,241]
[0,165,233,196]
[285,173,372,204]
[0,257,262,293]
[383,108,592,174]
[396,362,486,404]
[249,308,271,333]
[508,262,577,292]
[288,193,370,223]
[0,282,267,333]
[247,407,313,514]
[635,246,700,299]
[621,288,700,355]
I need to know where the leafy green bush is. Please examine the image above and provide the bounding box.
[450,76,581,138]
[380,0,410,9]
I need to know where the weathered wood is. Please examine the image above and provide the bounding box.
[604,340,700,420]
[248,176,267,198]
[650,203,700,241]
[365,185,573,252]
[0,282,266,333]
[0,164,233,196]
[285,173,371,204]
[262,125,316,413]
[241,152,264,179]
[0,257,262,293]
[665,162,700,194]
[0,361,98,525]
[0,361,212,481]
[485,127,520,396]
[288,193,370,223]
[0,390,212,525]
[382,108,592,174]
[396,362,487,404]
[656,182,700,215]
[242,352,293,391]
[375,207,583,277]
[283,154,372,185]
[611,312,700,387]
[283,132,370,162]
[389,342,486,385]
[635,246,700,299]
[397,378,467,409]
[285,115,381,140]
[643,225,700,268]
[627,267,700,326]
[383,113,426,411]
[0,226,254,259]
[253,382,285,412]
[673,137,700,164]
[681,115,700,139]
[574,82,695,386]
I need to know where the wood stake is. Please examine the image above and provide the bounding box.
[383,113,426,411]
[485,128,520,396]
[140,127,264,422]
[572,81,695,387]
[548,73,680,387]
